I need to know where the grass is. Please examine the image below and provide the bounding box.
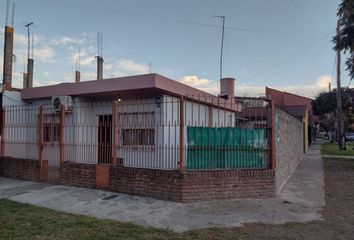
[0,199,173,240]
[321,142,354,156]
[0,199,252,240]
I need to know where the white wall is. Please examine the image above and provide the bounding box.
[2,93,239,170]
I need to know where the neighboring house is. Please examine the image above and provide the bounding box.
[265,87,318,152]
[0,74,305,201]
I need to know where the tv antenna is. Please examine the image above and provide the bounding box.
[213,15,225,80]
[25,22,33,60]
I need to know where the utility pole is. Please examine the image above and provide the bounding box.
[336,22,345,149]
[214,15,225,80]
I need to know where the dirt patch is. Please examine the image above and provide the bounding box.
[178,158,354,240]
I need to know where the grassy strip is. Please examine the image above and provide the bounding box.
[321,142,354,156]
[0,199,174,240]
[0,199,251,240]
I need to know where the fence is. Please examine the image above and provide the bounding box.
[0,95,274,179]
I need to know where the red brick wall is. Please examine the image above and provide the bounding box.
[0,157,42,181]
[110,166,275,202]
[110,167,184,201]
[60,161,96,188]
[1,158,275,202]
[182,170,275,202]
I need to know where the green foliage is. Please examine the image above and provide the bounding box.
[312,91,337,116]
[333,0,354,79]
[312,88,352,116]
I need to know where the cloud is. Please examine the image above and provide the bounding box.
[70,49,95,66]
[176,75,333,99]
[178,76,219,94]
[81,71,97,80]
[114,59,149,76]
[33,80,62,87]
[14,33,43,46]
[51,36,84,46]
[34,46,56,63]
[269,75,332,98]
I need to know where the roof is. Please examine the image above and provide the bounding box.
[20,73,240,112]
[21,74,212,100]
[280,105,308,118]
[265,87,313,101]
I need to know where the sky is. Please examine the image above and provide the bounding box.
[0,0,349,98]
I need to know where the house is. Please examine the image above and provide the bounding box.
[0,74,304,201]
[265,87,319,152]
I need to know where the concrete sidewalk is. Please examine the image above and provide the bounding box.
[0,143,325,233]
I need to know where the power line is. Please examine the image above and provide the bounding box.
[245,30,335,81]
[36,0,266,34]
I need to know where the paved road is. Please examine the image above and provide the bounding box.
[0,143,325,233]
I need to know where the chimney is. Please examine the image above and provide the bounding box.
[26,58,34,88]
[96,56,104,80]
[2,26,14,90]
[75,70,80,83]
[219,77,235,99]
[23,72,27,88]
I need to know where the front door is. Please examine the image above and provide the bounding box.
[98,115,112,164]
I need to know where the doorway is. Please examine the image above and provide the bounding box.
[98,115,112,164]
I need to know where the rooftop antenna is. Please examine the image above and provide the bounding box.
[100,33,103,57]
[213,15,225,80]
[78,47,81,71]
[75,47,81,83]
[148,61,152,73]
[5,0,10,26]
[11,2,15,27]
[25,22,33,60]
[96,32,104,80]
[23,52,26,72]
[75,47,81,71]
[112,64,115,77]
[31,31,34,59]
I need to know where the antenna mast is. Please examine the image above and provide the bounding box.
[25,22,33,60]
[31,31,34,59]
[214,15,225,80]
[5,0,10,26]
[11,2,15,27]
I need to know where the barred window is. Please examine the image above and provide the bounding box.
[122,129,154,146]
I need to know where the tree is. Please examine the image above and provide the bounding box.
[312,91,337,116]
[312,89,352,116]
[333,0,354,79]
[312,88,354,132]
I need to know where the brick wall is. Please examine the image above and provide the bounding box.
[1,158,275,202]
[110,166,275,202]
[110,167,184,201]
[275,107,304,192]
[0,157,42,181]
[182,170,275,202]
[60,161,96,188]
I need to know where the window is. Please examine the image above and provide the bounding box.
[120,112,155,146]
[122,129,154,146]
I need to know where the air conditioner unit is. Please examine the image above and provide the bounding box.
[51,96,73,112]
